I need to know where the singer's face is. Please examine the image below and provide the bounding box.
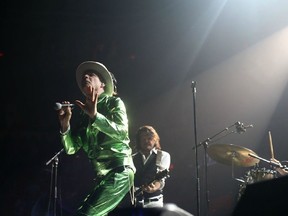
[81,71,104,95]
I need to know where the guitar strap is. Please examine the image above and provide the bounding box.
[156,149,162,168]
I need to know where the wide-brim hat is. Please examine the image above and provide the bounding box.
[76,61,113,96]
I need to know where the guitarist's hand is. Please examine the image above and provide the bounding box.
[143,181,161,193]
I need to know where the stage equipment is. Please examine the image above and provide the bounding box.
[207,144,259,167]
[233,175,288,215]
[109,203,194,216]
[46,148,65,216]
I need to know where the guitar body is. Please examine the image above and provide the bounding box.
[115,169,170,209]
[134,169,170,197]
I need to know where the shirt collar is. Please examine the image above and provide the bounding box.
[140,147,157,156]
[140,148,157,164]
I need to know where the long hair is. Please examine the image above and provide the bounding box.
[109,71,118,96]
[135,125,161,151]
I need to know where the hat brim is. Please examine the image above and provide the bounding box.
[76,61,113,96]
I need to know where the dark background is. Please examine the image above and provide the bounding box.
[2,0,288,215]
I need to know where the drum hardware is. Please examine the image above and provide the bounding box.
[207,143,260,183]
[207,143,260,167]
[248,153,287,170]
[244,167,277,184]
[192,121,252,215]
[234,177,245,183]
[237,152,281,200]
[237,166,277,200]
[237,131,281,200]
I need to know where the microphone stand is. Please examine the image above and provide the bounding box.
[191,81,200,216]
[46,148,64,216]
[192,121,238,216]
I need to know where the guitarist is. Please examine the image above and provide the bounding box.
[133,125,171,208]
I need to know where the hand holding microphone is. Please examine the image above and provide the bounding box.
[55,101,73,133]
[54,102,75,110]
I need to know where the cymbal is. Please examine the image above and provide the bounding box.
[207,143,259,167]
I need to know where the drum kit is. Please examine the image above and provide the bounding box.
[206,131,282,199]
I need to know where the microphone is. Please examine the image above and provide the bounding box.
[235,121,253,134]
[54,102,75,110]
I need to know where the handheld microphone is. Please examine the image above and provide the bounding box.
[235,121,253,134]
[54,102,75,110]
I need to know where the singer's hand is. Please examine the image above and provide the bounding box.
[58,101,72,133]
[75,86,98,119]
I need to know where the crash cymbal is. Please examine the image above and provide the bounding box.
[207,143,259,167]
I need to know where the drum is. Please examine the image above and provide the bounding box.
[245,168,277,184]
[238,167,277,200]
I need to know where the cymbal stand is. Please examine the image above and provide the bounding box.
[231,151,236,179]
[193,122,237,216]
[46,148,64,216]
[230,151,246,183]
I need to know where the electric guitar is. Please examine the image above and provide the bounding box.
[134,169,170,197]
